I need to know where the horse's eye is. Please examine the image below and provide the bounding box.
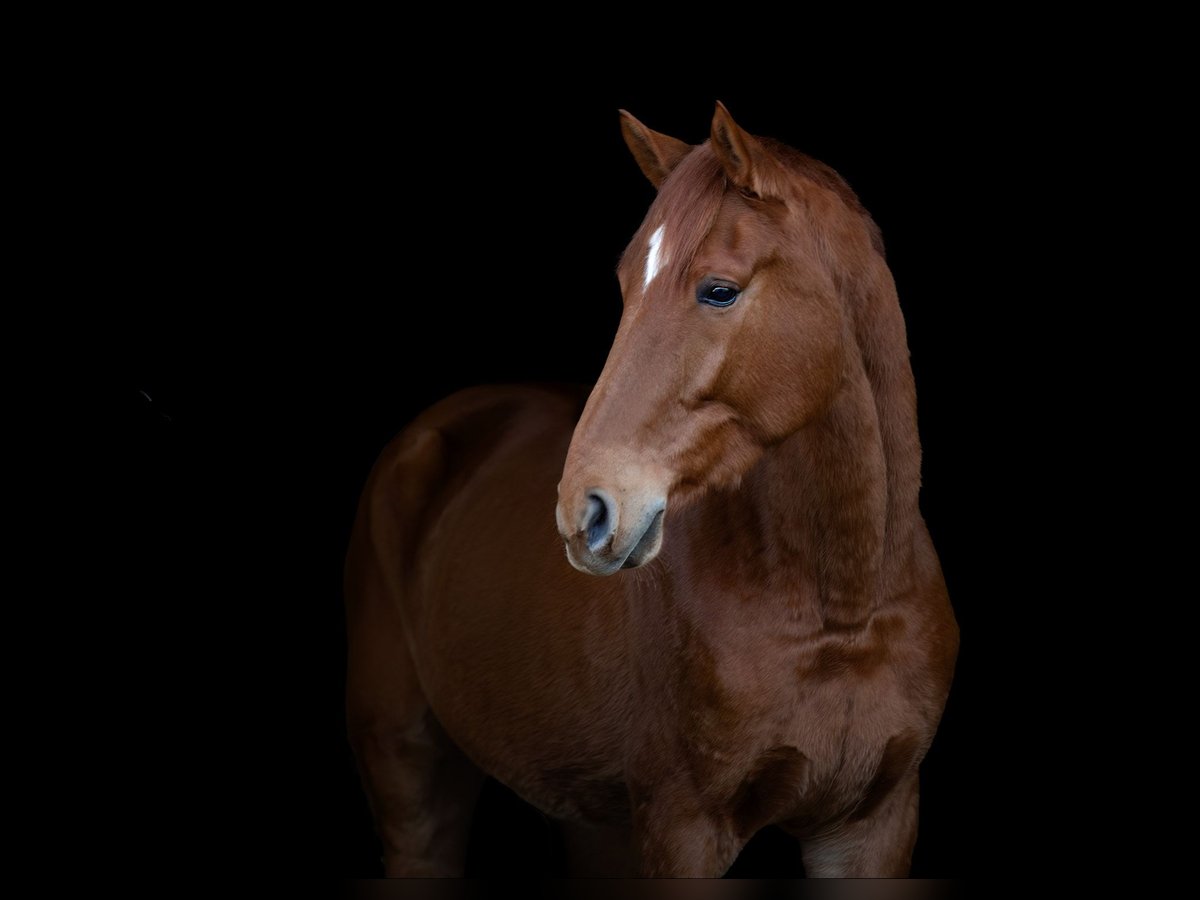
[697,282,741,308]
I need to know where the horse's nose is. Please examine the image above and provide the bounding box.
[582,490,617,552]
[556,481,667,576]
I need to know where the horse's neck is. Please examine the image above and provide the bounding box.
[743,262,921,628]
[744,365,884,627]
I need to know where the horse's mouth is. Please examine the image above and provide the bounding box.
[621,509,665,569]
[560,493,667,577]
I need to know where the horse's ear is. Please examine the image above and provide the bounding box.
[619,110,692,188]
[710,101,775,198]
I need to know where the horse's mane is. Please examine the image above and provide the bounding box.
[760,138,886,259]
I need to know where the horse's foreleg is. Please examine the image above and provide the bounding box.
[798,776,919,877]
[630,792,742,877]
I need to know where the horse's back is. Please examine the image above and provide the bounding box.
[349,382,588,628]
[348,384,634,822]
[358,383,580,534]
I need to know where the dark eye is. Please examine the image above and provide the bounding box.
[697,281,740,308]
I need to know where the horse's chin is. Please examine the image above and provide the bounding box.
[620,508,664,569]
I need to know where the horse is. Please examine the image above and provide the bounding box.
[345,103,958,878]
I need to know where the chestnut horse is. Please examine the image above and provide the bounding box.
[346,104,957,877]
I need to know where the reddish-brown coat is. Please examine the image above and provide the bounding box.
[346,105,957,877]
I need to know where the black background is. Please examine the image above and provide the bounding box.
[108,58,1104,879]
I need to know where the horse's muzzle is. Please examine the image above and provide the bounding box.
[556,487,666,576]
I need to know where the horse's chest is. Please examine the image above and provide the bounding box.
[716,720,920,837]
[658,644,917,829]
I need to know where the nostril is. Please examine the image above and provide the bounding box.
[584,492,612,551]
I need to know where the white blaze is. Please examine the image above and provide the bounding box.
[644,224,666,289]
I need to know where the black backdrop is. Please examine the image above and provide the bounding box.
[113,70,1070,880]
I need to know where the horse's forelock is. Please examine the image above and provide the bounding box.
[621,146,727,290]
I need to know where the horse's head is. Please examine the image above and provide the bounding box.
[557,103,881,576]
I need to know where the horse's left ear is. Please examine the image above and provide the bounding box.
[710,102,778,199]
[620,110,692,188]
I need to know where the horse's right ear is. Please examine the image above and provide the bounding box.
[619,110,692,189]
[710,102,781,200]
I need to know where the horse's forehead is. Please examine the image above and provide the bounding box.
[626,192,739,277]
[645,192,760,260]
